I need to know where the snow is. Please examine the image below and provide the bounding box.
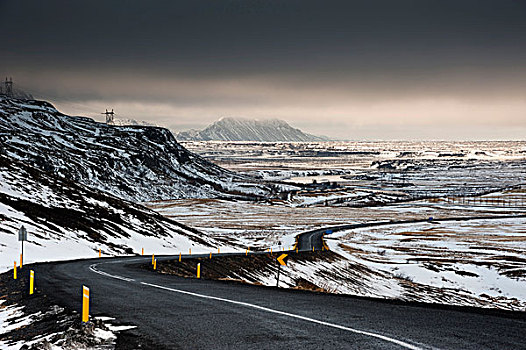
[326,217,526,309]
[176,117,327,142]
[0,301,135,350]
[0,152,241,273]
[0,302,45,350]
[0,97,273,202]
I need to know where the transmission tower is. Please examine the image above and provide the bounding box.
[4,77,13,97]
[101,109,115,125]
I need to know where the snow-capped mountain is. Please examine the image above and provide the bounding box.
[0,153,221,272]
[0,96,274,201]
[176,117,329,142]
[112,117,158,127]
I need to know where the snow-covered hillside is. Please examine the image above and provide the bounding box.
[0,96,274,201]
[0,154,227,272]
[176,117,328,142]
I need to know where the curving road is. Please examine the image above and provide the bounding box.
[28,214,526,349]
[296,214,526,251]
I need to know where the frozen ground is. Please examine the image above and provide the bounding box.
[146,187,526,251]
[0,154,234,274]
[182,140,526,205]
[146,187,526,310]
[324,216,526,310]
[0,299,136,350]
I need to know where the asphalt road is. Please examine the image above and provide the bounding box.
[28,215,526,349]
[296,214,526,251]
[32,261,526,348]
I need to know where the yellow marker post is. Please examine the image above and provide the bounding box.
[153,259,157,270]
[13,261,17,280]
[82,286,89,323]
[312,247,315,252]
[141,248,144,256]
[218,248,220,254]
[296,248,298,253]
[29,270,34,295]
[152,254,155,265]
[245,248,248,256]
[189,248,192,255]
[197,263,201,279]
[99,249,101,258]
[209,252,212,259]
[271,248,273,255]
[179,253,181,262]
[20,254,23,269]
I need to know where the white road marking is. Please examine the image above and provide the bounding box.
[89,256,428,349]
[141,281,424,350]
[89,263,135,282]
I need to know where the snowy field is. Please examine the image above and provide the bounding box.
[147,141,526,310]
[146,188,526,251]
[324,217,526,310]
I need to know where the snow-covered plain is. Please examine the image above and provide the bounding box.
[149,139,526,311]
[183,140,526,205]
[324,217,526,310]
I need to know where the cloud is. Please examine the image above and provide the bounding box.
[1,0,525,139]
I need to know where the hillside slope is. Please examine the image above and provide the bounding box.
[177,117,328,142]
[0,97,274,201]
[0,154,223,272]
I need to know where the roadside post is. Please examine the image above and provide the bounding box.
[276,254,288,287]
[29,270,34,295]
[197,263,201,278]
[152,254,155,265]
[82,286,90,323]
[99,249,101,258]
[209,252,212,259]
[179,253,181,262]
[142,248,144,256]
[18,226,27,268]
[13,261,17,280]
[154,259,157,270]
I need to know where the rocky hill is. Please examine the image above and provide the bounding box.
[0,96,275,202]
[0,153,221,271]
[176,117,328,142]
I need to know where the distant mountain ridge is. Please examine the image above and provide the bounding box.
[176,117,329,142]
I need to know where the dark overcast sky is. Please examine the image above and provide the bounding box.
[1,0,525,139]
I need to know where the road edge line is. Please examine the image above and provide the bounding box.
[140,281,424,350]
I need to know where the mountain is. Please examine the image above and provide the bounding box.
[176,117,329,142]
[0,153,219,271]
[0,96,275,202]
[112,117,158,127]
